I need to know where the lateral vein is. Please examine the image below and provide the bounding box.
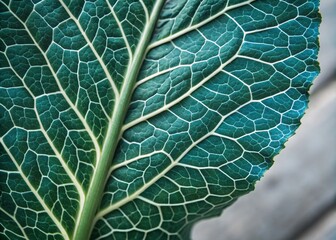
[105,0,133,60]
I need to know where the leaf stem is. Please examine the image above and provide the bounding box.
[72,1,165,239]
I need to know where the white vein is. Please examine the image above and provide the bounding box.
[95,83,112,121]
[135,64,191,89]
[0,139,70,240]
[58,0,120,99]
[105,0,133,60]
[139,0,149,22]
[148,0,255,50]
[108,150,173,175]
[138,195,208,207]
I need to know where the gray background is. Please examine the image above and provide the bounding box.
[192,1,336,239]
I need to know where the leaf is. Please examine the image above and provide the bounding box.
[0,0,320,239]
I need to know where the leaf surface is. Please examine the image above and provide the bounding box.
[0,0,320,239]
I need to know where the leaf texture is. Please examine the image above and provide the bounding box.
[0,0,320,239]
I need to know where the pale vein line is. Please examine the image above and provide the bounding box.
[139,0,149,22]
[58,0,120,99]
[95,84,111,121]
[135,65,191,88]
[105,0,133,60]
[148,0,255,50]
[177,161,231,170]
[245,24,282,34]
[108,150,173,174]
[138,195,206,207]
[0,208,29,239]
[237,54,287,65]
[0,140,70,240]
[4,58,85,202]
[8,6,101,168]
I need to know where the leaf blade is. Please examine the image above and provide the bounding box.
[0,0,320,239]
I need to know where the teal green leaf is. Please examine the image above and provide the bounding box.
[0,0,320,239]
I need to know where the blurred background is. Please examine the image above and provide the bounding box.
[192,0,336,239]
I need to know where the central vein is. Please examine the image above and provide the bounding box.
[72,1,165,239]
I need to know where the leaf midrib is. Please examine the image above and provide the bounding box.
[72,1,165,239]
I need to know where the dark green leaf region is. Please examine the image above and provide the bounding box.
[0,0,320,239]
